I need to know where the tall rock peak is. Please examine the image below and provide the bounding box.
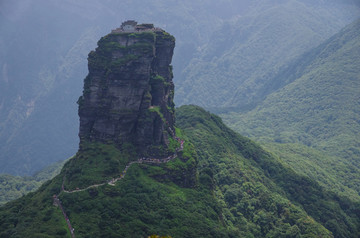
[78,22,176,156]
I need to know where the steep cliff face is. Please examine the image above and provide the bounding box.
[78,26,175,156]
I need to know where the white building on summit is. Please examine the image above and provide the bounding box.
[121,20,137,32]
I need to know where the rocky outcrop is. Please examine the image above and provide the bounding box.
[78,24,176,156]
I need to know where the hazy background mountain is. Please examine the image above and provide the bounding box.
[176,0,360,110]
[222,19,360,201]
[0,0,359,177]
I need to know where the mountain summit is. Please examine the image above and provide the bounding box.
[78,21,176,156]
[62,22,188,191]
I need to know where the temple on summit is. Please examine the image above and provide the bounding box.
[111,20,159,33]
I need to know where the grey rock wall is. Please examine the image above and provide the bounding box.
[78,26,175,156]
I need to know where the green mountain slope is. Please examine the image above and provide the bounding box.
[261,143,360,201]
[0,134,231,237]
[222,19,360,200]
[2,105,359,237]
[176,106,360,237]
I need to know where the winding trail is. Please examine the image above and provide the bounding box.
[53,136,184,237]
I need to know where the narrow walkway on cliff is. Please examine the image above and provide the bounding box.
[62,138,184,193]
[53,135,184,237]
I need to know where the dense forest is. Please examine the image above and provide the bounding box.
[177,106,360,237]
[1,106,359,237]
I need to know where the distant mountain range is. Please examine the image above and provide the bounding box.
[175,1,360,109]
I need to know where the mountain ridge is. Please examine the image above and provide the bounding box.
[175,1,360,109]
[222,18,360,202]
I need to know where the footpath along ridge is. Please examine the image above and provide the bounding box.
[53,136,184,237]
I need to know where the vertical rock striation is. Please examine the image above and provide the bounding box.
[77,23,176,156]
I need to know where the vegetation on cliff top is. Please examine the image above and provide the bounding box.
[87,32,155,72]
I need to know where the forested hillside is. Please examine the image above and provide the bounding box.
[222,19,360,201]
[0,160,66,205]
[176,105,360,238]
[1,0,359,175]
[2,105,359,237]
